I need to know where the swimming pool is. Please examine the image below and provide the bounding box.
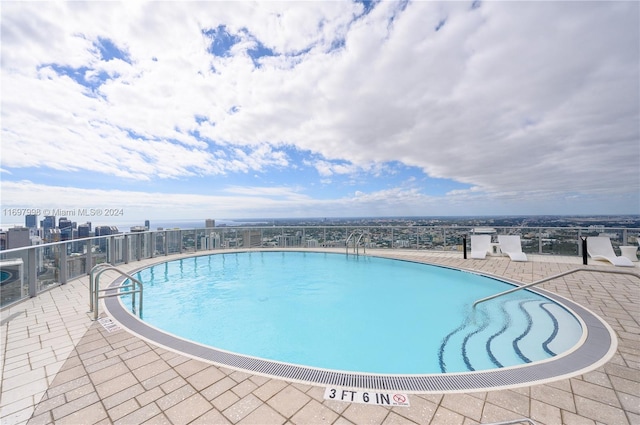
[106,250,616,392]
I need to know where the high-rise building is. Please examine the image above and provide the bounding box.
[42,216,56,242]
[94,226,120,252]
[6,227,30,249]
[59,218,74,241]
[205,219,215,228]
[25,215,37,229]
[242,230,262,248]
[78,223,91,238]
[144,220,150,230]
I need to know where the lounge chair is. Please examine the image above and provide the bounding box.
[497,235,528,262]
[587,236,634,267]
[470,235,491,259]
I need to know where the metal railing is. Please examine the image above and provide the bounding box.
[1,224,638,308]
[89,263,143,321]
[473,267,640,309]
[345,230,367,255]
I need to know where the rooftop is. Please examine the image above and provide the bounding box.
[1,249,638,425]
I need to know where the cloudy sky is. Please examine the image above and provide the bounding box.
[1,1,638,227]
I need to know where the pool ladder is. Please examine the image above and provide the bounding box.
[346,230,367,256]
[89,263,143,321]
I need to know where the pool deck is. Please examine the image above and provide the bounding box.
[1,249,638,425]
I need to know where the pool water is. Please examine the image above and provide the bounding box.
[125,251,583,374]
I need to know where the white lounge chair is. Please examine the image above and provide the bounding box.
[587,236,634,267]
[470,235,491,259]
[497,235,528,262]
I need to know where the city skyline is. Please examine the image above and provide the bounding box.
[1,1,639,226]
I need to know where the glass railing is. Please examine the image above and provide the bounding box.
[1,225,638,308]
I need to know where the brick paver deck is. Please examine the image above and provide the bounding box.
[1,249,638,425]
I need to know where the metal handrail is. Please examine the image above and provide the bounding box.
[473,267,640,309]
[89,263,113,312]
[92,266,143,321]
[355,233,366,255]
[345,230,367,255]
[484,419,537,425]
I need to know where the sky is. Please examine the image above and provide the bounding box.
[1,1,639,227]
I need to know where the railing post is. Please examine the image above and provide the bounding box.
[123,234,130,264]
[59,245,68,284]
[581,237,588,265]
[164,231,168,255]
[28,247,37,297]
[538,228,543,254]
[443,228,447,251]
[85,242,93,276]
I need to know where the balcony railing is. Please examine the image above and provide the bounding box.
[1,225,638,308]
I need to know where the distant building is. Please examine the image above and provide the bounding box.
[144,220,150,230]
[6,227,30,249]
[205,219,215,228]
[242,230,261,248]
[58,217,74,241]
[130,226,146,233]
[95,226,118,237]
[25,214,37,229]
[94,226,120,252]
[42,216,56,242]
[78,223,91,238]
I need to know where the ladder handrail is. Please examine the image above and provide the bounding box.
[355,233,366,255]
[473,267,640,309]
[92,266,143,321]
[89,263,113,312]
[345,230,367,255]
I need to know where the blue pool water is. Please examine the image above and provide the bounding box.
[125,252,583,374]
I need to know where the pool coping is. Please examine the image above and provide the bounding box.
[103,250,619,394]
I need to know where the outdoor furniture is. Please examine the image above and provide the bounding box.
[497,235,528,262]
[619,246,638,262]
[470,235,491,259]
[587,237,634,267]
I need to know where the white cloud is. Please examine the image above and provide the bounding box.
[1,1,638,217]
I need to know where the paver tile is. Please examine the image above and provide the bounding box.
[113,402,162,425]
[202,377,238,401]
[575,394,630,424]
[232,379,259,398]
[571,379,621,407]
[157,385,197,410]
[430,406,465,425]
[191,408,232,425]
[238,404,287,425]
[51,392,100,421]
[164,393,212,425]
[342,403,390,424]
[55,402,108,425]
[187,366,227,391]
[440,393,483,421]
[223,394,262,423]
[382,411,419,425]
[290,399,338,425]
[253,378,288,402]
[267,385,311,418]
[530,398,562,425]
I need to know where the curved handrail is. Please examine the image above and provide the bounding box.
[355,233,366,255]
[89,263,113,312]
[93,266,143,320]
[473,267,640,309]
